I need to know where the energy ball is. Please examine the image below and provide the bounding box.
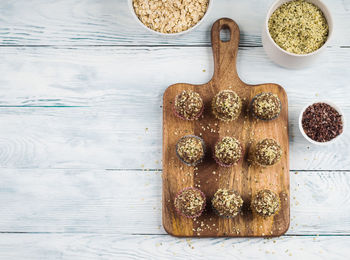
[212,90,242,122]
[174,90,204,120]
[174,187,206,218]
[251,189,280,217]
[251,93,281,121]
[254,138,282,166]
[176,135,205,166]
[212,189,243,218]
[214,137,242,167]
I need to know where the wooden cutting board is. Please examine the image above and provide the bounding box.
[162,18,289,237]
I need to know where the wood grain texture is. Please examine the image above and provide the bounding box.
[0,0,348,257]
[0,0,348,47]
[0,46,349,107]
[0,234,349,260]
[0,106,348,170]
[162,19,289,237]
[0,47,348,170]
[0,169,349,235]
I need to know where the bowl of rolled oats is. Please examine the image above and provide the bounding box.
[129,0,212,36]
[262,0,333,69]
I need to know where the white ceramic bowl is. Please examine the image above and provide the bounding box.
[128,0,212,37]
[299,101,345,145]
[262,0,333,69]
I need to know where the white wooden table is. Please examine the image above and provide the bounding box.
[0,0,349,259]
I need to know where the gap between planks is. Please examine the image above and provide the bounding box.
[0,232,349,237]
[0,168,348,172]
[0,45,348,48]
[0,169,349,172]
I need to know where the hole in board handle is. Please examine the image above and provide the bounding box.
[220,27,231,42]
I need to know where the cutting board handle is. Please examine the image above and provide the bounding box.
[211,18,241,82]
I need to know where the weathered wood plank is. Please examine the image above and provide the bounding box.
[0,169,349,235]
[0,234,349,260]
[0,0,348,46]
[0,105,348,170]
[0,47,349,107]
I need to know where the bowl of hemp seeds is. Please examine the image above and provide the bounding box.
[262,0,333,69]
[129,0,212,36]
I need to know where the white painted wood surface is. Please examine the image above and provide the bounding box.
[0,106,348,170]
[0,0,348,46]
[0,234,349,260]
[0,169,349,235]
[0,0,349,259]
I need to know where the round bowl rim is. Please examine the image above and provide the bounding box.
[128,0,213,37]
[298,101,345,146]
[265,0,333,57]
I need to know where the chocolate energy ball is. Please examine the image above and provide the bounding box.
[174,187,206,218]
[251,189,280,217]
[214,137,242,167]
[254,138,282,166]
[212,189,243,218]
[176,135,205,166]
[174,90,204,120]
[212,90,242,122]
[251,92,281,121]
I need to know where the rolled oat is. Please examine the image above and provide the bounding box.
[133,0,209,34]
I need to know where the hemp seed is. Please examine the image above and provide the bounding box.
[268,0,329,54]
